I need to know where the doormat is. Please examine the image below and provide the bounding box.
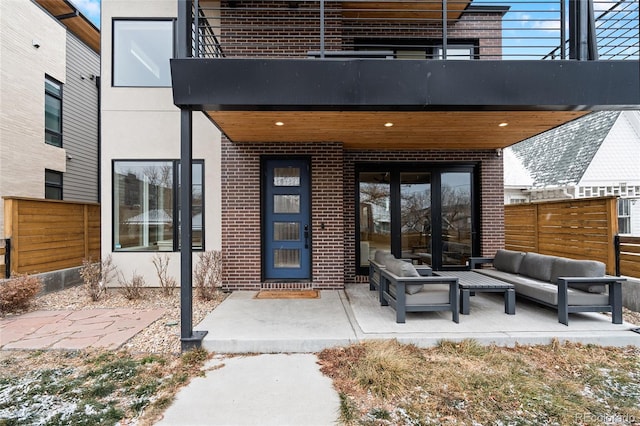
[255,290,320,299]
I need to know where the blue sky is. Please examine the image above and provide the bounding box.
[71,0,100,28]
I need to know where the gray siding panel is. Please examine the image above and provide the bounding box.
[63,33,99,202]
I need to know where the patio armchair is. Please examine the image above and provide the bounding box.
[380,258,459,323]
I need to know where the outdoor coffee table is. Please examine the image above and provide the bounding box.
[434,271,515,315]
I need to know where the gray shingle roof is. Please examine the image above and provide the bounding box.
[510,111,621,187]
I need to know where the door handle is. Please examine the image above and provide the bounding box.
[304,224,310,249]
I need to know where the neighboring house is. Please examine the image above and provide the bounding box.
[0,0,100,234]
[100,0,639,296]
[504,111,640,236]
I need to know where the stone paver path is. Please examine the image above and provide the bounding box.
[0,309,165,350]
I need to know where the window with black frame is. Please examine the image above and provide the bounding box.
[357,165,476,273]
[354,38,477,60]
[45,76,62,147]
[45,169,63,200]
[113,160,203,251]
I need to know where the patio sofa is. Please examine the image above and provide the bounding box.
[469,250,625,325]
[370,251,458,323]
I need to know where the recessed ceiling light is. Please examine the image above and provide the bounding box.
[275,121,284,126]
[498,122,509,127]
[384,122,394,127]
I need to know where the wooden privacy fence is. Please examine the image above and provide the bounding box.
[505,197,618,275]
[616,236,640,278]
[3,197,100,276]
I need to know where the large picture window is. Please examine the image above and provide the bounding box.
[113,20,174,87]
[45,76,62,147]
[113,160,204,252]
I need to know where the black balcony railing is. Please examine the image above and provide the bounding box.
[191,0,638,61]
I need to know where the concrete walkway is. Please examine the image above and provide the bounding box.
[0,308,164,350]
[156,354,340,426]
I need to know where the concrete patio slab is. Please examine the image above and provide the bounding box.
[199,291,357,353]
[199,285,640,353]
[0,308,165,350]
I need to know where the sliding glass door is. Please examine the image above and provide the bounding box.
[400,172,432,266]
[441,172,472,267]
[357,164,477,273]
[358,172,391,268]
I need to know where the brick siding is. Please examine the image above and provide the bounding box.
[222,136,504,290]
[219,1,504,58]
[221,137,345,290]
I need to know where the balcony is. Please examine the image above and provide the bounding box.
[193,0,638,60]
[171,0,640,150]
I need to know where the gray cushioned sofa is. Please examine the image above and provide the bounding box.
[470,250,625,325]
[370,250,458,323]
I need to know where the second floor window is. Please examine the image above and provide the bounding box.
[45,77,62,147]
[113,20,174,87]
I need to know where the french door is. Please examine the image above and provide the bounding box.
[263,158,311,280]
[357,164,477,273]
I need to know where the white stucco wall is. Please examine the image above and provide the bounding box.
[0,1,68,235]
[101,0,222,285]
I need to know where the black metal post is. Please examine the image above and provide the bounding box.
[614,234,621,277]
[560,0,566,59]
[586,0,599,60]
[442,0,448,58]
[4,239,10,279]
[194,0,200,57]
[320,0,325,58]
[569,0,589,60]
[177,0,207,351]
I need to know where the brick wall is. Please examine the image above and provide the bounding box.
[222,136,504,289]
[221,137,345,290]
[218,1,504,58]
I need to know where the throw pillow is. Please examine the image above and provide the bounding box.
[492,249,526,274]
[385,259,423,294]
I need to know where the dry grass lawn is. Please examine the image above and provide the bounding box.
[319,339,640,425]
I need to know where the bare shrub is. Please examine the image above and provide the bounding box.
[118,271,145,300]
[152,254,177,296]
[0,273,43,315]
[194,250,222,301]
[80,255,117,302]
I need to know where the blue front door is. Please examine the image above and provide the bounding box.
[264,158,311,280]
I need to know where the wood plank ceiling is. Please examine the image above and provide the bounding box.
[199,1,589,148]
[341,1,473,20]
[206,111,589,150]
